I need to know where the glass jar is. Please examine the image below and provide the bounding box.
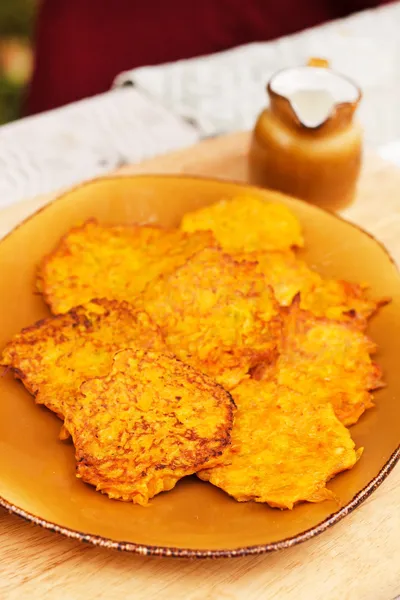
[248,63,362,211]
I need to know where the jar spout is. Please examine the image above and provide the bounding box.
[289,88,336,129]
[268,66,361,130]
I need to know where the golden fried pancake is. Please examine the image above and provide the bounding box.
[64,348,235,504]
[1,299,165,421]
[244,250,320,306]
[272,302,384,426]
[38,220,216,314]
[243,250,383,327]
[180,195,304,252]
[300,278,385,328]
[198,379,361,509]
[139,247,282,389]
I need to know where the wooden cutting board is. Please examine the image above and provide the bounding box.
[0,132,399,600]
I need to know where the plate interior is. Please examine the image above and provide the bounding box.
[0,176,399,553]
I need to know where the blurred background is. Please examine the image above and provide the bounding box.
[0,0,37,124]
[0,0,392,125]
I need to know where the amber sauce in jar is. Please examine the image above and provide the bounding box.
[249,64,362,212]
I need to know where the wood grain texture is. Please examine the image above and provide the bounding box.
[0,132,399,600]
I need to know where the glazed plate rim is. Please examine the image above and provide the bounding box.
[1,174,399,558]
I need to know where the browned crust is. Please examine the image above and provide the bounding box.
[66,349,236,502]
[1,297,136,342]
[0,298,164,420]
[36,219,172,311]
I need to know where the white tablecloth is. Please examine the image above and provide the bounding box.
[115,2,400,147]
[1,2,400,209]
[0,89,199,209]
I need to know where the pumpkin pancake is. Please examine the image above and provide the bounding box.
[65,348,235,504]
[243,250,384,328]
[198,378,361,509]
[38,219,216,314]
[139,247,282,389]
[1,299,165,422]
[255,300,384,426]
[180,195,304,252]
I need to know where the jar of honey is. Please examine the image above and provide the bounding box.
[248,61,362,211]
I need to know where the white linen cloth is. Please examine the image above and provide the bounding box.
[115,3,400,148]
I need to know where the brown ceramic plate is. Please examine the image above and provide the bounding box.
[0,176,399,558]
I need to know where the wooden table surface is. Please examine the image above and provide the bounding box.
[0,132,399,600]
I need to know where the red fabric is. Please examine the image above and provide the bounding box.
[25,0,393,115]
